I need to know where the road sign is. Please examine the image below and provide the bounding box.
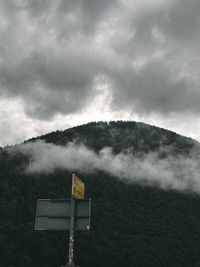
[72,174,85,199]
[35,199,91,231]
[35,174,91,267]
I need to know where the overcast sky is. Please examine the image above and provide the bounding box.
[1,0,200,146]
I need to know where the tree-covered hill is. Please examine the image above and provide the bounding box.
[1,121,200,267]
[29,121,198,154]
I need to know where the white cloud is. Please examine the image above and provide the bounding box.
[15,140,200,194]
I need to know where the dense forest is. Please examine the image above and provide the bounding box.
[1,121,200,267]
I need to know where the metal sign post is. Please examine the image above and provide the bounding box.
[67,196,76,267]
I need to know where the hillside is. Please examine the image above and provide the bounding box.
[29,121,198,154]
[1,121,200,267]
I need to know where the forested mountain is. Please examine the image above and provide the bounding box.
[1,121,200,267]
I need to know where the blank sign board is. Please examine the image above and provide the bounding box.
[35,199,91,231]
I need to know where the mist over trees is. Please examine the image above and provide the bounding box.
[1,121,200,267]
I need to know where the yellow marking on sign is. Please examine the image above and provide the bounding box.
[72,174,85,199]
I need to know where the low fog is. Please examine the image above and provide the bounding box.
[16,140,200,193]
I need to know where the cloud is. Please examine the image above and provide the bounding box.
[1,0,200,121]
[160,0,200,44]
[0,0,107,120]
[15,140,200,194]
[104,0,200,116]
[0,43,99,119]
[1,0,200,149]
[109,59,200,116]
[0,97,77,147]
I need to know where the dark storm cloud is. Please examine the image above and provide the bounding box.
[56,0,117,33]
[1,0,200,120]
[106,0,200,115]
[0,0,118,119]
[0,49,98,119]
[161,0,200,44]
[109,59,200,115]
